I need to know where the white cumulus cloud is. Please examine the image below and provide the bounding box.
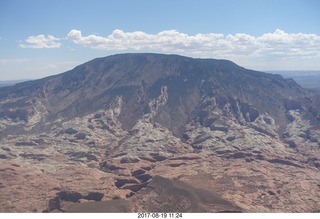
[66,29,229,53]
[66,29,320,63]
[19,29,320,69]
[20,35,61,49]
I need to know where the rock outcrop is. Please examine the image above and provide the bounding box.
[0,53,320,212]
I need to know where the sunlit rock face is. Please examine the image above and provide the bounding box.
[0,53,320,212]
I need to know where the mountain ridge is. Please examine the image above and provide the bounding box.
[1,53,316,136]
[0,53,320,212]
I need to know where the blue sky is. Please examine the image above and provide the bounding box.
[0,0,320,80]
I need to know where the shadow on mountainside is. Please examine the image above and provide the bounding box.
[63,175,241,213]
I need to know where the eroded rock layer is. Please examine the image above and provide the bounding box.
[0,54,319,212]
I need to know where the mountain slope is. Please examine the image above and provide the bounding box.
[1,53,318,135]
[0,53,320,212]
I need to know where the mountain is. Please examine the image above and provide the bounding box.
[0,80,29,88]
[268,70,320,93]
[0,53,320,212]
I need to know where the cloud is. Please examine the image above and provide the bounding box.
[0,58,30,65]
[66,29,228,52]
[255,29,320,58]
[66,29,320,64]
[20,35,61,49]
[45,64,58,69]
[19,29,320,69]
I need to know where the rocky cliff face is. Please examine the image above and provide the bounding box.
[0,53,320,212]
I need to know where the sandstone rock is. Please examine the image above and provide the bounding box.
[74,132,87,140]
[169,154,201,161]
[65,199,131,213]
[46,196,62,212]
[122,182,149,192]
[64,128,78,135]
[84,192,104,201]
[15,141,37,146]
[1,147,11,152]
[114,178,140,188]
[120,156,140,164]
[167,162,186,167]
[135,174,152,183]
[57,191,82,202]
[19,153,47,161]
[99,161,125,172]
[66,151,98,161]
[1,53,320,213]
[267,158,304,168]
[130,175,242,212]
[131,169,146,177]
[0,154,8,159]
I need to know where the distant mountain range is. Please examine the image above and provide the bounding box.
[0,53,320,213]
[0,80,29,88]
[267,71,320,93]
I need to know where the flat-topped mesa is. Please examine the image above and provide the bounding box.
[1,53,318,139]
[1,53,320,213]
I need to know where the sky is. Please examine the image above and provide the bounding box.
[0,0,320,80]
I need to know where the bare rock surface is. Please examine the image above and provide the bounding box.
[130,175,242,212]
[0,53,320,212]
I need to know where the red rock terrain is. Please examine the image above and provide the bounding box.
[0,53,319,212]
